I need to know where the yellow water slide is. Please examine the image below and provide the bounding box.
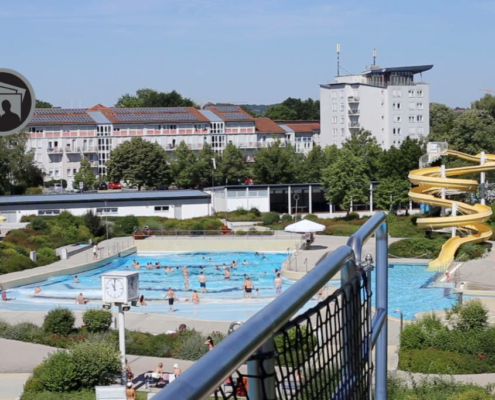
[408,150,495,270]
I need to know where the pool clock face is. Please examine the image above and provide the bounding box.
[105,278,125,299]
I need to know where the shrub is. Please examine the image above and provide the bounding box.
[304,214,319,222]
[446,299,488,331]
[280,214,293,223]
[143,219,163,230]
[82,309,112,333]
[388,237,447,258]
[83,211,104,237]
[190,222,204,235]
[119,215,139,234]
[262,212,280,226]
[344,212,360,221]
[0,253,36,274]
[4,322,44,343]
[38,351,79,392]
[234,207,248,216]
[249,207,261,217]
[25,187,43,195]
[275,326,318,367]
[398,348,494,374]
[37,247,58,264]
[14,245,29,256]
[30,217,49,232]
[69,341,121,388]
[43,308,75,336]
[21,389,97,400]
[56,211,80,229]
[456,243,486,261]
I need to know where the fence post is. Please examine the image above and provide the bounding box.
[375,221,388,399]
[247,338,276,400]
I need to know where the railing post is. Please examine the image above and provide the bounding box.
[247,338,276,400]
[375,221,388,400]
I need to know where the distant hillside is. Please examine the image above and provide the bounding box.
[214,103,275,116]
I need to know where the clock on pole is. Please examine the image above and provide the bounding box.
[100,271,139,386]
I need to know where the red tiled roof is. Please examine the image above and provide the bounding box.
[285,123,320,133]
[100,107,210,124]
[255,118,286,134]
[88,104,108,110]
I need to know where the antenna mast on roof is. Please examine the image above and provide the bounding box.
[373,48,377,66]
[336,43,341,77]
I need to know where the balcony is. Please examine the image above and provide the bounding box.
[65,146,81,153]
[348,109,360,115]
[90,161,98,167]
[238,142,256,148]
[348,122,360,129]
[47,147,63,154]
[246,156,255,162]
[189,143,204,150]
[348,96,360,103]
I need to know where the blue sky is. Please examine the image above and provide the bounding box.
[2,0,493,108]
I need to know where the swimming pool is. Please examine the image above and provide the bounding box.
[1,253,457,321]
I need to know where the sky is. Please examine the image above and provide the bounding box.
[1,0,494,109]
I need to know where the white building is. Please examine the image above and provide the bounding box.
[26,106,290,189]
[320,64,433,149]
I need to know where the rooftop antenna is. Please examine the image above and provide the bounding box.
[336,43,341,77]
[373,48,377,66]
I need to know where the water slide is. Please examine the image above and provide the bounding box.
[408,149,495,270]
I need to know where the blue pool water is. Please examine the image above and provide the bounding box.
[0,253,457,321]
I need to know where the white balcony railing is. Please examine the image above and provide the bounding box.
[348,122,360,128]
[348,109,360,115]
[90,161,98,167]
[348,96,360,103]
[65,146,81,153]
[82,147,97,153]
[47,147,63,154]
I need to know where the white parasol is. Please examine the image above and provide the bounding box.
[284,219,325,233]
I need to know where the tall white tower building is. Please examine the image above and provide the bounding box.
[320,64,433,149]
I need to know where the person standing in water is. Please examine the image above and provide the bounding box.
[199,272,207,293]
[167,287,177,312]
[274,273,283,296]
[182,266,190,291]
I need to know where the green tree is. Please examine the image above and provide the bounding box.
[301,145,326,182]
[324,144,340,165]
[374,177,410,213]
[0,133,44,195]
[193,143,220,187]
[264,104,297,120]
[171,141,198,188]
[83,210,104,237]
[218,143,247,185]
[35,100,52,108]
[116,88,196,108]
[73,157,96,190]
[472,93,495,119]
[322,148,369,211]
[106,137,171,190]
[281,97,320,119]
[342,129,383,180]
[240,106,261,118]
[252,141,302,184]
[432,109,495,154]
[378,137,425,180]
[429,102,456,136]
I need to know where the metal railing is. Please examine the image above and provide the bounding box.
[155,212,388,399]
[133,230,304,242]
[85,238,135,262]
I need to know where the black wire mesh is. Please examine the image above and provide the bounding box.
[212,269,372,400]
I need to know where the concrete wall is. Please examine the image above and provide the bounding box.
[136,239,300,253]
[1,247,137,289]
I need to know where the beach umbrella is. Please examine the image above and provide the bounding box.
[284,219,326,233]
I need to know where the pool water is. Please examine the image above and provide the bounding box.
[2,252,294,321]
[1,253,457,321]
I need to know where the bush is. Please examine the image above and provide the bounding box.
[446,299,488,331]
[0,253,36,274]
[83,211,104,237]
[262,212,280,226]
[143,219,163,230]
[388,237,447,258]
[398,348,494,374]
[249,207,261,217]
[21,389,97,400]
[25,187,43,195]
[281,214,293,223]
[30,217,49,232]
[388,217,425,238]
[456,243,486,261]
[82,309,112,333]
[119,215,139,234]
[275,326,318,367]
[43,308,75,336]
[126,331,177,358]
[38,351,79,392]
[37,247,58,264]
[234,207,248,216]
[304,214,319,222]
[344,212,360,221]
[190,222,204,235]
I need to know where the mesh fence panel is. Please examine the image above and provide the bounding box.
[212,269,372,400]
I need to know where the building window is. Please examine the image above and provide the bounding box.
[397,128,401,135]
[340,90,344,99]
[417,103,424,110]
[409,103,416,110]
[408,90,415,98]
[339,116,344,124]
[417,115,424,122]
[332,116,337,124]
[409,115,415,123]
[154,206,170,212]
[397,103,401,110]
[96,208,118,215]
[331,91,337,99]
[417,127,425,135]
[393,128,396,135]
[340,103,344,111]
[67,168,71,177]
[417,90,423,97]
[38,210,61,216]
[409,127,416,134]
[341,128,345,136]
[332,128,338,136]
[397,90,401,98]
